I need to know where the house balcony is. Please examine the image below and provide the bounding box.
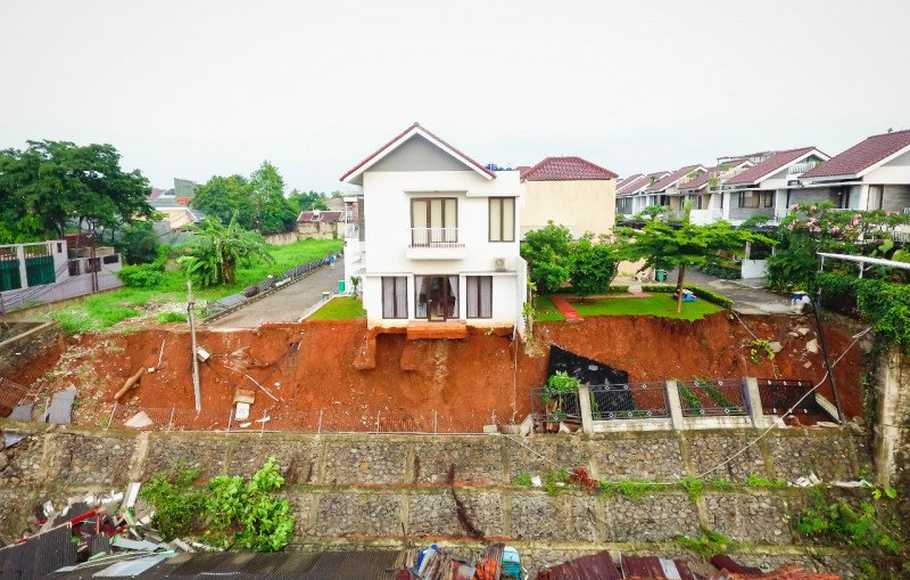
[406,227,466,260]
[787,160,821,177]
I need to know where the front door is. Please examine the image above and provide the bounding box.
[416,275,458,321]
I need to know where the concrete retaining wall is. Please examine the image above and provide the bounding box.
[0,425,871,573]
[0,322,60,379]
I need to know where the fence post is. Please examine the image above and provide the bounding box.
[578,384,594,434]
[744,377,765,428]
[665,380,685,431]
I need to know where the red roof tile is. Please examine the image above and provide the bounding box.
[678,167,716,191]
[726,147,821,185]
[803,129,910,179]
[616,173,643,189]
[647,164,704,192]
[617,174,650,196]
[339,122,495,183]
[521,156,618,181]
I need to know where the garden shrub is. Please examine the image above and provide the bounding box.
[118,264,165,288]
[139,458,295,552]
[569,234,617,296]
[642,284,733,308]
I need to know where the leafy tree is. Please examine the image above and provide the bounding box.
[178,213,272,287]
[617,218,770,312]
[288,189,328,213]
[521,222,574,294]
[118,221,161,265]
[191,175,255,229]
[249,161,296,234]
[571,234,617,296]
[637,205,667,221]
[0,140,152,242]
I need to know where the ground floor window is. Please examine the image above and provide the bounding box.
[415,275,458,321]
[738,191,773,209]
[466,276,492,319]
[381,276,408,319]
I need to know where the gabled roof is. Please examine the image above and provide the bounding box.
[802,129,910,180]
[646,164,705,192]
[521,156,617,182]
[616,174,643,190]
[726,146,826,186]
[297,210,343,224]
[340,122,495,184]
[617,174,650,196]
[678,168,715,192]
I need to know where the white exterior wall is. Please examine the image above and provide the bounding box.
[357,169,524,328]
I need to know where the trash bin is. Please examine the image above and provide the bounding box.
[338,279,345,294]
[655,269,668,282]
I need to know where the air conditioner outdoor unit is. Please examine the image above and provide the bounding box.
[494,257,507,271]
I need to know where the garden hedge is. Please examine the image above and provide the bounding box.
[642,284,735,309]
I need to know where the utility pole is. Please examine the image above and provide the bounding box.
[187,280,202,414]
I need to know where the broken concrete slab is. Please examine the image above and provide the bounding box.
[47,387,77,425]
[10,403,33,421]
[768,341,783,354]
[806,339,819,354]
[125,411,154,429]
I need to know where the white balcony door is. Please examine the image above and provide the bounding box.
[412,198,457,245]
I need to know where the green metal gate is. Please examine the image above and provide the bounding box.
[24,244,56,287]
[0,257,22,291]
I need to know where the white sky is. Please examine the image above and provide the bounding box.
[2,0,908,192]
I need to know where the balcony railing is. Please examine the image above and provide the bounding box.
[409,227,463,248]
[788,160,820,175]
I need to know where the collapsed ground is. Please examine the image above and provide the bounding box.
[6,311,866,432]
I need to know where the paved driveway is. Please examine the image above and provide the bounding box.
[209,265,343,328]
[668,269,794,315]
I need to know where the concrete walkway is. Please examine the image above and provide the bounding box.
[668,268,794,315]
[209,265,343,328]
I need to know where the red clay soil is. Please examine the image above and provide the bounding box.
[7,312,865,432]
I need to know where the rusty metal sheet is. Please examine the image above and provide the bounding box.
[536,551,621,580]
[621,555,697,580]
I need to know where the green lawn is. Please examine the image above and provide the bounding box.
[307,296,365,320]
[49,238,343,333]
[533,296,566,322]
[572,294,723,321]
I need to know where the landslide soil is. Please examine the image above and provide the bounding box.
[7,312,865,432]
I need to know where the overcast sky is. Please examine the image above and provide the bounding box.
[2,0,908,192]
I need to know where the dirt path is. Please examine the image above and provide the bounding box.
[209,265,343,328]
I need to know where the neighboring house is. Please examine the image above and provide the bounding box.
[519,156,618,237]
[644,164,707,215]
[676,159,754,225]
[0,239,122,314]
[721,147,830,224]
[340,122,526,332]
[616,171,669,217]
[296,209,342,239]
[149,178,204,230]
[799,129,910,214]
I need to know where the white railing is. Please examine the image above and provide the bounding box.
[409,227,462,247]
[788,160,820,175]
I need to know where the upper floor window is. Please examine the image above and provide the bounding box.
[411,198,457,245]
[489,197,515,242]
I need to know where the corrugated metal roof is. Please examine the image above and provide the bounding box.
[536,551,622,580]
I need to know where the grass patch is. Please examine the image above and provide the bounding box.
[157,311,188,324]
[533,296,565,322]
[307,296,365,321]
[572,294,722,321]
[48,239,342,333]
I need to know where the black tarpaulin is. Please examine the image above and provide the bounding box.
[546,345,628,386]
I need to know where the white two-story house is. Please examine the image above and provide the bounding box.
[340,123,526,333]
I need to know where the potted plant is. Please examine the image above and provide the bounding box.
[541,371,581,432]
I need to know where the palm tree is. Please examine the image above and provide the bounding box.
[179,213,272,287]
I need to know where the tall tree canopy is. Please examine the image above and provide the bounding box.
[617,219,772,312]
[191,161,296,235]
[0,140,152,242]
[287,189,329,213]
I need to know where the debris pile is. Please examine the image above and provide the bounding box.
[402,543,525,579]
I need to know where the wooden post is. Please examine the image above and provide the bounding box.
[187,280,202,414]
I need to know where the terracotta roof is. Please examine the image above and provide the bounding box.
[647,164,704,192]
[678,167,716,191]
[617,174,651,196]
[616,173,643,189]
[297,210,343,223]
[339,122,495,183]
[726,147,821,185]
[521,156,618,181]
[803,129,910,179]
